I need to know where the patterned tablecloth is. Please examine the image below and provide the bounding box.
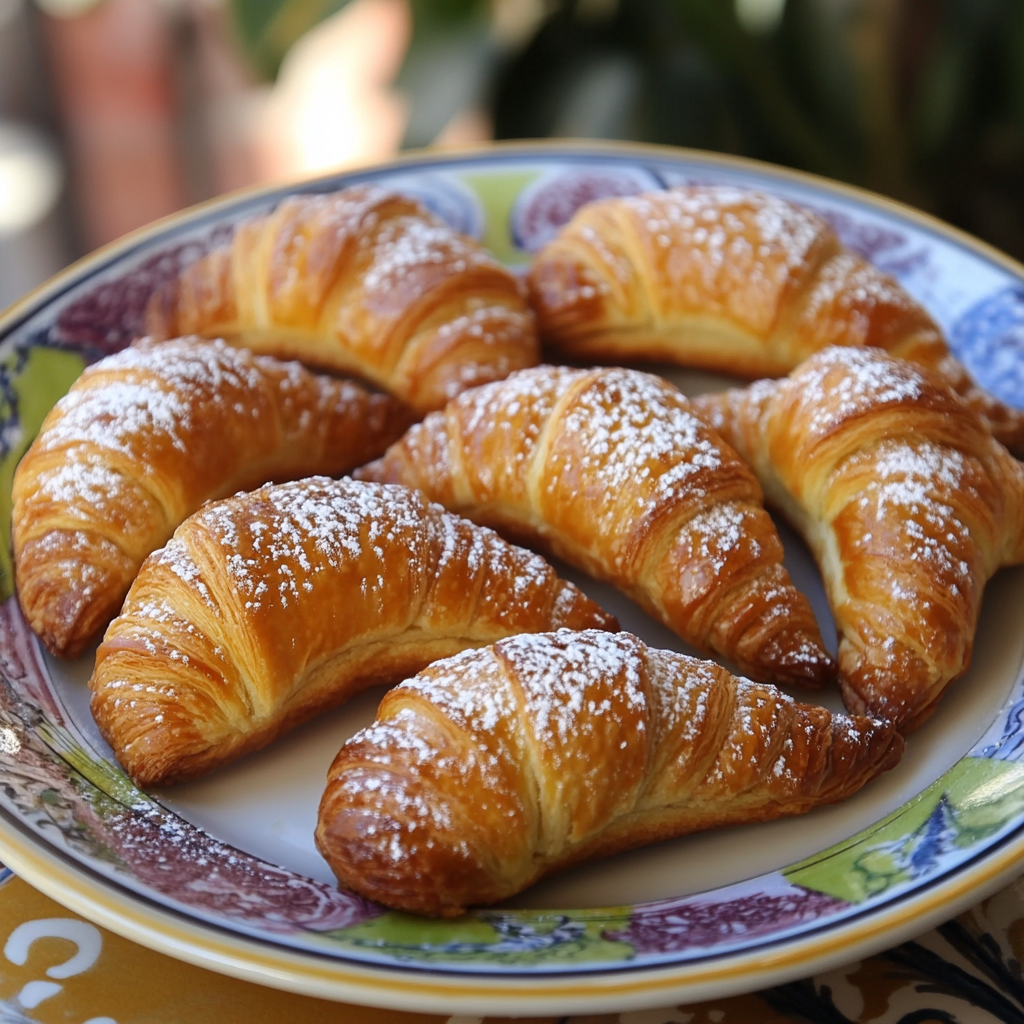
[2,863,1024,1023]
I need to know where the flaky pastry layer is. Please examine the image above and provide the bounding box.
[528,185,1024,454]
[89,478,616,786]
[317,630,902,916]
[358,364,835,688]
[13,337,412,658]
[146,185,539,412]
[692,346,1024,730]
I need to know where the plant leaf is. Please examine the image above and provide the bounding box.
[229,0,354,79]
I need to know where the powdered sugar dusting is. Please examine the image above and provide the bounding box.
[643,646,719,748]
[550,581,584,626]
[201,478,444,609]
[873,440,967,516]
[543,367,725,565]
[558,367,721,493]
[629,185,823,267]
[858,438,974,593]
[705,679,798,789]
[341,650,521,850]
[36,454,129,512]
[620,186,826,329]
[578,222,633,288]
[496,630,648,752]
[144,478,580,627]
[800,251,924,325]
[794,346,923,437]
[457,364,577,496]
[156,537,215,609]
[30,337,343,479]
[361,214,502,298]
[685,503,759,574]
[462,364,575,444]
[432,304,531,398]
[347,631,650,789]
[106,336,266,390]
[40,380,194,461]
[354,705,447,770]
[405,648,517,737]
[24,530,118,604]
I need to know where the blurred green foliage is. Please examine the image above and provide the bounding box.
[229,0,348,79]
[229,0,1024,259]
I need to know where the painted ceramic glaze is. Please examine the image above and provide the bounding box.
[1,143,1023,1015]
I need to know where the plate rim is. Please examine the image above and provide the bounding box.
[2,138,1024,1014]
[2,798,1024,1015]
[5,137,1024,340]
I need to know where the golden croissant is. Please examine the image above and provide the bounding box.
[528,185,1024,454]
[691,346,1024,731]
[316,629,902,916]
[356,364,835,688]
[145,185,539,412]
[12,337,413,659]
[89,477,617,786]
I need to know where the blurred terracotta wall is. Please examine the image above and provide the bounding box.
[37,0,418,255]
[0,0,70,307]
[42,0,189,250]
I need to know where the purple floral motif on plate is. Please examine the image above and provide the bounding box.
[0,600,379,939]
[807,206,931,278]
[607,878,849,957]
[376,172,485,240]
[511,165,662,252]
[53,226,236,357]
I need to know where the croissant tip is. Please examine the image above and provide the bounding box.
[18,582,108,661]
[747,638,837,690]
[561,607,619,633]
[351,461,382,482]
[779,657,837,690]
[884,700,940,735]
[861,716,905,773]
[839,676,940,735]
[33,627,85,661]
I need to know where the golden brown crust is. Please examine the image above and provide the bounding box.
[316,630,902,916]
[356,365,835,688]
[691,347,1024,730]
[146,186,540,412]
[528,186,1024,454]
[12,337,413,658]
[88,478,617,787]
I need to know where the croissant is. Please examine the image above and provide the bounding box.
[12,337,413,659]
[316,629,902,916]
[527,185,1024,454]
[356,364,835,689]
[145,185,539,412]
[89,477,617,786]
[691,346,1024,730]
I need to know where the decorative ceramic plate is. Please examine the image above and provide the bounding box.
[1,142,1023,1017]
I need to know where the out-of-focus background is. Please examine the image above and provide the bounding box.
[2,0,1023,309]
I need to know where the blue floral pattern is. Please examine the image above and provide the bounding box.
[951,287,1024,410]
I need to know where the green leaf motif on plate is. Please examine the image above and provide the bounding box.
[785,757,1024,904]
[0,346,85,602]
[37,721,151,812]
[320,905,635,965]
[457,170,539,265]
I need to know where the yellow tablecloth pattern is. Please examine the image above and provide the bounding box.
[3,864,1024,1023]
